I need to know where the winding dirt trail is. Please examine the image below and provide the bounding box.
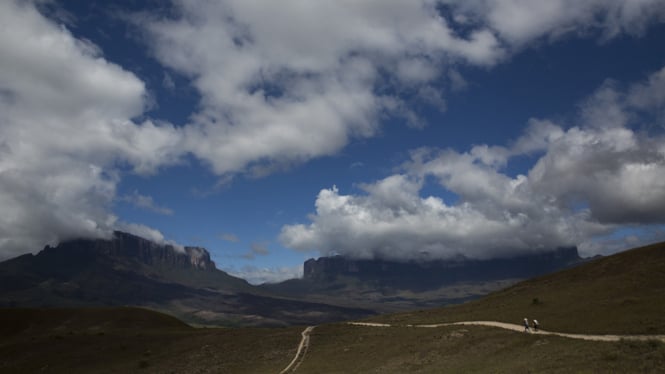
[280,326,315,374]
[280,321,665,373]
[347,321,665,342]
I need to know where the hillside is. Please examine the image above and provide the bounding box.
[293,241,665,373]
[0,307,299,373]
[0,307,189,337]
[263,247,584,312]
[371,241,665,335]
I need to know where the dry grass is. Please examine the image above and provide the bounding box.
[2,242,665,373]
[0,307,300,373]
[296,324,665,373]
[371,241,665,335]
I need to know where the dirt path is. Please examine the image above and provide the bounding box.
[280,321,665,372]
[347,321,665,342]
[280,326,315,374]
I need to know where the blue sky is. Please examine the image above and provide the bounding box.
[1,1,665,283]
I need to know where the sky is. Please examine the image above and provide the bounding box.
[1,0,665,284]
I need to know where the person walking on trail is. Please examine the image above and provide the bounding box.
[533,319,539,332]
[523,318,530,332]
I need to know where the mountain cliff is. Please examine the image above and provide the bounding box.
[0,232,373,326]
[303,247,582,290]
[264,247,587,312]
[43,231,217,271]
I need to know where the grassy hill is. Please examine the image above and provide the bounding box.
[369,241,665,335]
[0,307,188,336]
[297,324,665,373]
[0,307,300,373]
[295,242,665,372]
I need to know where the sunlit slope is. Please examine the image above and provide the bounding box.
[371,241,665,334]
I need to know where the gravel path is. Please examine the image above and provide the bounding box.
[281,321,665,373]
[348,321,665,342]
[280,326,315,374]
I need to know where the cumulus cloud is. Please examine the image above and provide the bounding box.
[2,0,664,261]
[129,0,665,180]
[135,0,508,177]
[448,0,665,45]
[0,1,181,259]
[280,67,665,260]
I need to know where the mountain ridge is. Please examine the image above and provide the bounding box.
[264,246,588,312]
[303,246,582,290]
[0,231,374,326]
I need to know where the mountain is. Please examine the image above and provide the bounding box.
[373,240,665,335]
[264,247,586,312]
[0,231,373,326]
[3,242,663,373]
[304,247,581,289]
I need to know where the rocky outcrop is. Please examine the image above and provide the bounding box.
[0,231,376,326]
[41,231,216,271]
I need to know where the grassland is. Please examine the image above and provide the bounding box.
[2,242,664,373]
[0,307,300,373]
[296,323,665,373]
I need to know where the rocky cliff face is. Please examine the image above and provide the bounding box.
[304,247,582,290]
[0,231,376,326]
[41,231,217,271]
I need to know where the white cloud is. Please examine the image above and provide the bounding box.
[220,233,240,243]
[448,0,665,45]
[119,191,174,215]
[135,0,507,177]
[242,242,270,260]
[114,222,185,252]
[281,66,665,260]
[627,66,665,127]
[0,1,181,259]
[131,0,665,180]
[1,0,664,262]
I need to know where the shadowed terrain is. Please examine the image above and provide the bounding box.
[0,231,374,327]
[2,241,664,373]
[0,307,300,373]
[371,241,665,335]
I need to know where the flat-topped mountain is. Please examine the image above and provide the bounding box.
[51,231,217,270]
[303,247,582,290]
[0,232,373,326]
[0,231,250,295]
[373,241,665,335]
[265,247,586,312]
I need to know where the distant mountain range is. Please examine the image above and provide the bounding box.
[0,231,372,326]
[0,231,589,325]
[304,247,581,289]
[263,247,587,312]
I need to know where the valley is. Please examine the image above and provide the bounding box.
[1,241,664,372]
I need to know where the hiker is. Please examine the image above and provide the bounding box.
[523,318,530,332]
[533,319,539,332]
